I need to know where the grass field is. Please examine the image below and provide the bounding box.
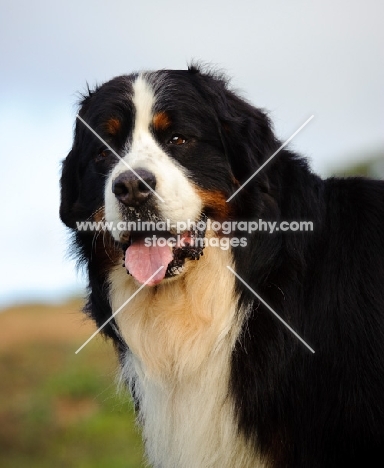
[0,300,145,467]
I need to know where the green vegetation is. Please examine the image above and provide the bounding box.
[0,305,144,468]
[329,152,384,178]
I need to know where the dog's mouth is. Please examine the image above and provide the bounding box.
[120,215,207,286]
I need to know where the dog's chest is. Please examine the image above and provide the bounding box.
[121,333,265,468]
[107,252,263,467]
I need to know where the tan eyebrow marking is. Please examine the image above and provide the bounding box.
[105,117,121,135]
[152,111,171,131]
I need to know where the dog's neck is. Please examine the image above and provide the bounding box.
[108,233,241,382]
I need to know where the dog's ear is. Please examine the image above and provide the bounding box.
[191,67,278,184]
[218,90,278,184]
[60,88,98,229]
[59,149,81,229]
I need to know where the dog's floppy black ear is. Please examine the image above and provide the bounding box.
[60,87,98,229]
[219,90,278,183]
[191,67,278,184]
[59,149,81,229]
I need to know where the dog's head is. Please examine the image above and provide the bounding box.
[60,66,279,286]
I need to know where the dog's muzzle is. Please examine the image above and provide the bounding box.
[112,169,206,286]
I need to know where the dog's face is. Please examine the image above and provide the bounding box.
[102,72,235,285]
[60,67,277,286]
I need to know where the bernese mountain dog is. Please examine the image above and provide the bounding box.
[60,66,384,467]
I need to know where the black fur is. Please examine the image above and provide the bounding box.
[60,66,384,467]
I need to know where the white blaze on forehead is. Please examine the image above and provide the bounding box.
[132,75,155,138]
[104,73,202,238]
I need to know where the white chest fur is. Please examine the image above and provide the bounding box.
[108,246,264,467]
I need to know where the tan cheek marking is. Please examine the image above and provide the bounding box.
[194,187,231,221]
[88,206,121,268]
[93,206,105,222]
[105,118,121,135]
[152,111,171,131]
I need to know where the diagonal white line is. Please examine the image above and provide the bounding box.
[76,114,164,203]
[75,266,164,354]
[226,115,314,202]
[227,266,315,353]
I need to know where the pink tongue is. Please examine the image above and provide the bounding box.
[125,237,173,286]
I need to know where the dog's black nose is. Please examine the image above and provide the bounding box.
[112,169,157,206]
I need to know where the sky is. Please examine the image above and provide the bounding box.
[0,0,383,308]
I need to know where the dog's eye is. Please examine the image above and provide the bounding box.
[95,148,112,162]
[169,134,186,146]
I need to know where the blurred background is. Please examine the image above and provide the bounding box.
[0,0,383,466]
